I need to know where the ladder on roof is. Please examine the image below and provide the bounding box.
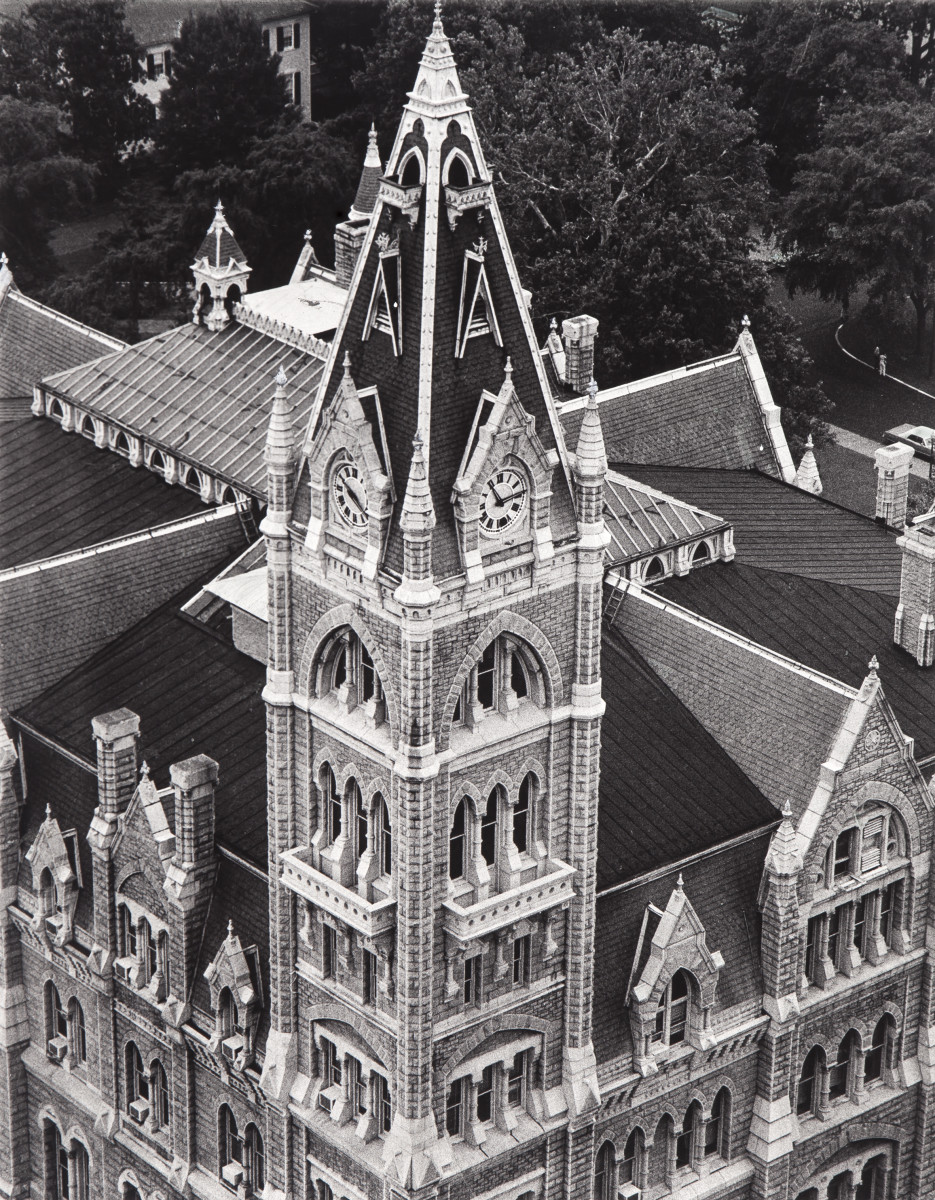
[238,501,260,544]
[603,582,627,627]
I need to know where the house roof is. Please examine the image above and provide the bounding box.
[557,354,780,477]
[619,466,902,597]
[0,284,124,401]
[0,416,207,570]
[16,594,268,868]
[125,0,312,49]
[42,321,325,497]
[611,582,856,818]
[603,470,728,568]
[598,625,778,889]
[654,560,935,762]
[592,831,769,1082]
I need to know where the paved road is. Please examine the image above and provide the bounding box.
[829,424,935,480]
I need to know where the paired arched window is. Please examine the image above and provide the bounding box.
[43,1121,76,1200]
[652,970,690,1046]
[865,1014,897,1083]
[45,981,67,1043]
[219,1105,264,1193]
[452,636,545,725]
[399,151,423,187]
[676,1101,701,1168]
[126,1042,149,1108]
[45,983,88,1066]
[317,630,384,718]
[316,766,392,879]
[125,1042,170,1130]
[151,1059,169,1129]
[376,793,392,876]
[829,1030,860,1100]
[620,1127,644,1189]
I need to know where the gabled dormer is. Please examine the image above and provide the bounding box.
[26,806,79,947]
[452,360,558,584]
[627,877,724,1075]
[303,354,394,581]
[204,920,264,1071]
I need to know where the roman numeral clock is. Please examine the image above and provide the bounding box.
[479,467,528,535]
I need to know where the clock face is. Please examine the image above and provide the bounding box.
[479,467,528,535]
[332,459,368,529]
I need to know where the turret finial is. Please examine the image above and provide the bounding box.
[741,314,751,331]
[140,761,150,779]
[275,364,288,389]
[587,378,598,406]
[227,919,235,941]
[676,873,684,890]
[504,355,513,379]
[342,350,352,378]
[869,654,880,675]
[45,803,51,820]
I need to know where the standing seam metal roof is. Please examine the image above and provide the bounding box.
[42,323,325,496]
[603,470,727,566]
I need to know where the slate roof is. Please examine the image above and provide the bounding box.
[0,416,206,570]
[612,583,856,818]
[603,470,727,568]
[557,355,779,477]
[16,595,268,868]
[592,831,770,1081]
[195,224,247,270]
[598,626,777,889]
[0,286,124,401]
[42,322,325,497]
[655,560,935,763]
[620,466,902,597]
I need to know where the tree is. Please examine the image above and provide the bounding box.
[156,9,294,176]
[0,1,152,190]
[730,2,909,191]
[782,98,935,352]
[0,97,95,287]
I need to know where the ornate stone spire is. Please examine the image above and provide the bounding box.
[574,379,607,482]
[794,433,822,495]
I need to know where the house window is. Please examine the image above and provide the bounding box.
[219,1104,243,1188]
[68,997,86,1065]
[72,1143,89,1200]
[145,48,171,78]
[445,1078,464,1137]
[276,23,293,50]
[705,1087,729,1158]
[676,1102,700,1169]
[318,632,385,713]
[833,828,854,878]
[512,935,530,987]
[450,799,466,879]
[652,970,690,1046]
[348,1055,367,1116]
[480,788,499,865]
[290,71,302,107]
[376,1072,392,1133]
[45,981,67,1044]
[506,1051,527,1106]
[219,987,239,1038]
[322,1038,342,1092]
[455,636,544,727]
[376,793,392,876]
[593,1141,615,1200]
[797,1046,824,1116]
[126,1042,149,1109]
[620,1128,643,1186]
[463,954,482,1005]
[244,1124,265,1193]
[514,774,533,852]
[476,1064,494,1122]
[828,1031,856,1100]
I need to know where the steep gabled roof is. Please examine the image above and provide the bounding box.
[0,281,124,401]
[598,625,777,889]
[603,469,728,568]
[295,11,577,579]
[42,322,325,497]
[612,580,856,817]
[558,352,782,477]
[620,466,902,597]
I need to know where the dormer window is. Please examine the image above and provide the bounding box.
[455,244,502,357]
[652,969,690,1046]
[363,239,402,355]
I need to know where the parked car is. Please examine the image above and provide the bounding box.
[882,424,935,461]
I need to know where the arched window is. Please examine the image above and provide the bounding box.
[865,1014,896,1083]
[644,556,665,582]
[652,970,690,1046]
[45,980,66,1044]
[620,1128,643,1186]
[400,151,423,187]
[219,987,239,1039]
[706,1088,729,1158]
[119,904,137,960]
[593,1141,615,1200]
[49,398,64,421]
[692,540,710,563]
[317,1182,334,1200]
[158,930,171,993]
[244,1123,265,1192]
[72,1142,89,1200]
[829,1030,859,1100]
[514,774,533,853]
[351,780,367,860]
[114,430,132,458]
[78,413,96,440]
[376,793,392,875]
[68,997,86,1064]
[676,1102,700,1169]
[151,1059,169,1129]
[450,799,467,879]
[797,1045,824,1116]
[219,1104,243,1184]
[446,154,470,188]
[197,283,212,324]
[456,635,545,724]
[126,1042,148,1106]
[140,919,157,981]
[795,1191,818,1200]
[317,630,384,714]
[39,867,56,918]
[828,1173,852,1200]
[224,284,242,319]
[857,1155,888,1200]
[43,1120,67,1200]
[481,788,500,865]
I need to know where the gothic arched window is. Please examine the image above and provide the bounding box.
[244,1123,265,1193]
[68,997,86,1065]
[376,793,392,876]
[151,1059,170,1129]
[865,1014,896,1083]
[652,971,690,1046]
[706,1088,730,1158]
[797,1045,825,1116]
[593,1141,615,1200]
[480,788,500,866]
[449,799,467,879]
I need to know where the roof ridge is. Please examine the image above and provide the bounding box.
[558,352,741,414]
[608,574,859,700]
[9,290,125,352]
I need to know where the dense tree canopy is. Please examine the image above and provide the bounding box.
[783,99,935,351]
[0,97,95,286]
[0,1,152,189]
[156,9,295,175]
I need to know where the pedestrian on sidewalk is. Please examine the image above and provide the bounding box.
[879,352,887,377]
[874,346,881,372]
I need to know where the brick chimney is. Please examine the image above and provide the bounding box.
[895,511,935,665]
[169,755,218,880]
[875,443,914,528]
[91,708,140,820]
[562,315,599,393]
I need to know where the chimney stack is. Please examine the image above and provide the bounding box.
[895,511,935,665]
[91,708,140,820]
[562,315,599,393]
[875,443,914,529]
[170,755,218,875]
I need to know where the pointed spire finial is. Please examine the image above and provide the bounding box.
[741,314,750,330]
[781,799,792,819]
[676,873,684,890]
[45,803,51,821]
[504,355,513,379]
[869,654,880,675]
[275,364,288,389]
[0,252,7,269]
[342,350,352,378]
[227,918,235,941]
[303,229,311,242]
[550,316,557,331]
[587,378,598,406]
[140,761,150,778]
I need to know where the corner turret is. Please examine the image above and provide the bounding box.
[334,124,383,287]
[191,201,251,331]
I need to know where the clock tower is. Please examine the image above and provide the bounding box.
[260,11,608,1200]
